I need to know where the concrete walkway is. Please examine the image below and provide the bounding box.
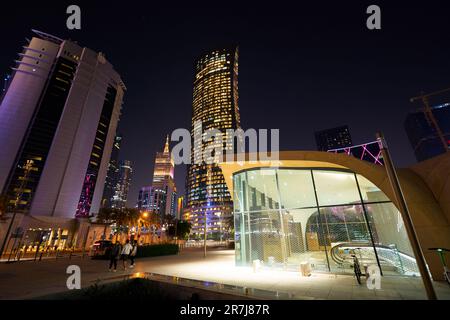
[1,248,449,300]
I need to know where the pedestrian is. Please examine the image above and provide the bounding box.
[121,239,133,270]
[129,240,138,268]
[109,242,122,272]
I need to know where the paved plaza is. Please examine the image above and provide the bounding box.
[1,248,450,300]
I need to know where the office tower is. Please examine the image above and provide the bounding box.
[110,160,133,210]
[152,136,177,219]
[101,133,122,208]
[137,185,166,217]
[405,103,450,162]
[185,46,240,237]
[0,30,125,219]
[315,125,353,151]
[176,196,185,220]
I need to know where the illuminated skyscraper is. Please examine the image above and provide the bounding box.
[152,135,177,218]
[0,30,125,219]
[101,133,122,208]
[137,136,177,221]
[185,46,240,237]
[111,160,133,210]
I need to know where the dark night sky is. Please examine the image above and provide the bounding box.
[2,1,450,207]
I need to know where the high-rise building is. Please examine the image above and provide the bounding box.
[185,46,240,237]
[404,103,450,162]
[315,125,353,151]
[110,160,133,210]
[176,196,185,220]
[152,136,177,219]
[137,185,166,217]
[137,136,177,221]
[0,30,125,219]
[101,133,122,208]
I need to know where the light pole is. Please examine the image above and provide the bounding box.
[217,212,222,243]
[376,132,437,300]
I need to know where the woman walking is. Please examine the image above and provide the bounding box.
[121,239,133,270]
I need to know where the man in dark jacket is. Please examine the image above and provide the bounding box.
[109,242,122,272]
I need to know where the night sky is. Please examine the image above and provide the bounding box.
[2,1,450,207]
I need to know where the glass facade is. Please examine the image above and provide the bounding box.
[186,47,240,237]
[233,168,420,277]
[3,57,77,212]
[404,103,450,162]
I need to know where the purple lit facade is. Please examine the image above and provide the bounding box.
[0,30,125,219]
[328,141,384,165]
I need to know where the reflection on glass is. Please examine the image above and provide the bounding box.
[233,168,420,277]
[356,174,389,202]
[277,169,316,209]
[313,170,360,206]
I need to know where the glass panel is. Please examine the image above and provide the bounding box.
[319,205,377,274]
[245,209,285,265]
[365,202,419,276]
[245,169,280,211]
[287,208,329,272]
[233,172,246,213]
[313,170,361,206]
[277,169,316,209]
[356,174,389,202]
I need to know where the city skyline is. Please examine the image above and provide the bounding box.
[2,2,450,207]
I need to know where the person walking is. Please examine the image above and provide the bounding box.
[129,241,138,268]
[121,239,133,270]
[109,242,122,272]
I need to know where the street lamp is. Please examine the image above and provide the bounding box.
[376,132,437,300]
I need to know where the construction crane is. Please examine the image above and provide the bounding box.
[410,88,450,154]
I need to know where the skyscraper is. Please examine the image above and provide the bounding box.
[110,160,133,210]
[405,103,450,162]
[101,133,122,208]
[185,46,240,238]
[0,30,125,219]
[315,125,353,151]
[152,136,177,218]
[137,185,166,217]
[137,136,177,221]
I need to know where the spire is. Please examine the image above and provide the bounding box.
[163,135,169,153]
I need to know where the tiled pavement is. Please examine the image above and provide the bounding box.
[1,248,449,300]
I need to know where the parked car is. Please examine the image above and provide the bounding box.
[91,240,113,259]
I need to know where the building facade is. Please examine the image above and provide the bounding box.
[219,151,450,281]
[137,185,167,218]
[185,46,240,238]
[315,125,353,151]
[137,136,177,221]
[101,133,122,208]
[0,30,125,219]
[404,103,450,162]
[152,136,177,218]
[110,160,133,210]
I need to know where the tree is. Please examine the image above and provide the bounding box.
[167,220,192,239]
[222,214,235,240]
[96,207,116,224]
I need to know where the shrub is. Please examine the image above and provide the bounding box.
[135,244,179,258]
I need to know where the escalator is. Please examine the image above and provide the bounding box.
[330,242,420,276]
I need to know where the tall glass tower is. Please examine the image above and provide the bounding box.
[185,46,240,238]
[0,30,125,218]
